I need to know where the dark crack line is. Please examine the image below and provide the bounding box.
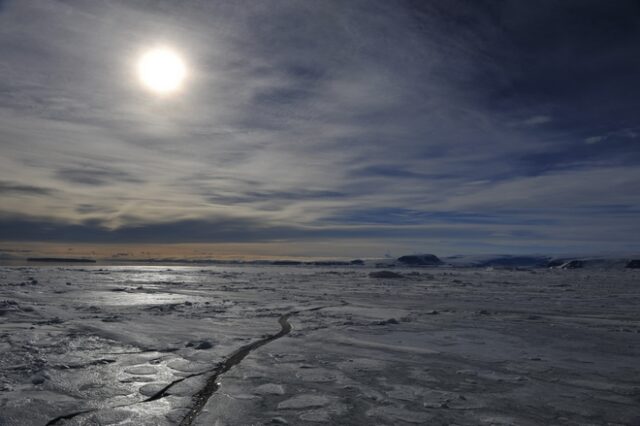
[142,370,208,402]
[44,307,320,426]
[45,409,95,426]
[178,311,297,425]
[44,366,212,425]
[98,348,180,355]
[52,359,116,370]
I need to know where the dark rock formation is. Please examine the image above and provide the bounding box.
[396,254,442,266]
[625,259,640,269]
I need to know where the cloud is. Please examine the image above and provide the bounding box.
[585,135,605,144]
[521,115,552,126]
[0,1,639,254]
[55,167,144,186]
[584,129,638,145]
[0,180,55,195]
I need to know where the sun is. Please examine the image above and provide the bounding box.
[137,48,187,94]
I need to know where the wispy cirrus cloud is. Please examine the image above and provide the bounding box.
[55,167,144,186]
[0,180,56,196]
[1,0,639,256]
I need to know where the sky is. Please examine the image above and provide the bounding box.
[1,0,640,259]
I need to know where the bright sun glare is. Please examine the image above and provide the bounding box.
[137,48,186,94]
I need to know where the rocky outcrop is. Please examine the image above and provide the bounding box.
[396,254,442,266]
[626,259,640,269]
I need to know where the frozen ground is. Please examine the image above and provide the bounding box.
[0,265,639,425]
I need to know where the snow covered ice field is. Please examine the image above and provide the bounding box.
[1,265,639,425]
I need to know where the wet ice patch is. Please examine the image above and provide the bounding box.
[167,359,209,373]
[254,383,285,395]
[120,376,155,383]
[81,291,199,306]
[277,394,331,409]
[228,393,259,400]
[87,408,133,424]
[299,409,330,422]
[124,365,157,375]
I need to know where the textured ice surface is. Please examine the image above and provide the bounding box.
[1,265,639,425]
[278,394,331,409]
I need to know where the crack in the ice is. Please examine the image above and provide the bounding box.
[44,307,327,426]
[45,409,96,426]
[177,311,297,425]
[142,370,208,402]
[177,305,338,425]
[52,358,116,370]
